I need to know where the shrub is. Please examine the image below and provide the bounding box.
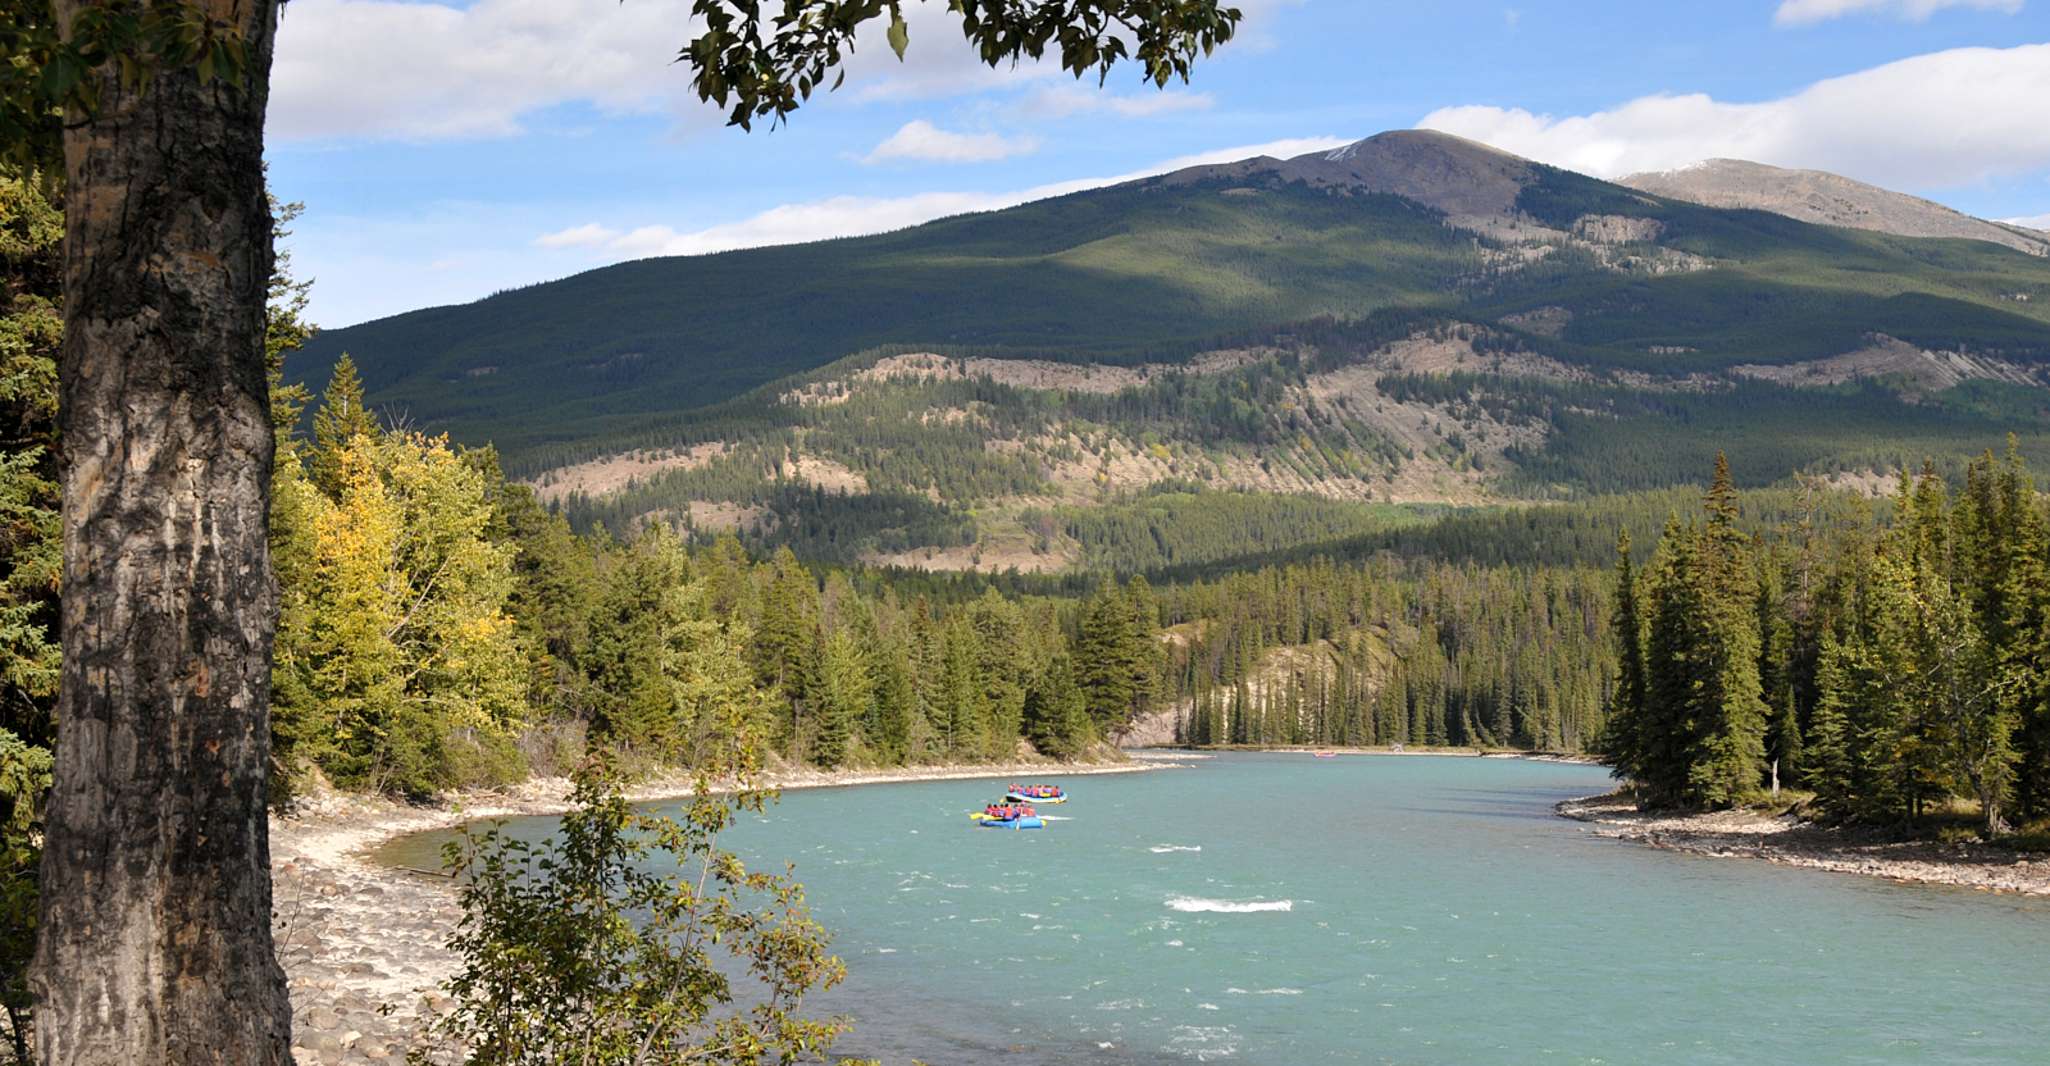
[420,746,854,1065]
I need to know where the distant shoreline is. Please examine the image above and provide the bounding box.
[1558,791,2050,897]
[1125,743,1604,765]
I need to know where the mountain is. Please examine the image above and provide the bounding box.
[1620,158,2050,257]
[1159,128,1535,223]
[292,130,2050,473]
[538,312,2050,575]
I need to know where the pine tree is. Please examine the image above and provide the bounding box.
[1993,442,2050,820]
[1024,654,1091,759]
[756,548,820,748]
[1077,582,1139,729]
[938,621,985,759]
[1757,557,1800,791]
[812,629,872,769]
[867,635,918,764]
[1807,636,1856,815]
[1602,530,1647,782]
[1639,516,1701,806]
[1,170,63,1036]
[1847,553,1921,821]
[310,353,376,496]
[1684,455,1769,807]
[968,588,1025,760]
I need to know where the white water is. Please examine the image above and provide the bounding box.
[1164,895,1293,913]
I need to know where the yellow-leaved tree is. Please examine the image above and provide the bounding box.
[272,411,525,799]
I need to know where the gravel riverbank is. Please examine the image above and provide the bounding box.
[1559,792,2050,897]
[272,758,1171,1065]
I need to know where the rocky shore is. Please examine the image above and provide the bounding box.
[1559,792,2050,897]
[272,757,1169,1065]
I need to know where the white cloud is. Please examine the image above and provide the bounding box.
[590,194,1012,257]
[843,3,1056,101]
[534,223,622,249]
[271,0,1298,142]
[862,120,1039,164]
[537,135,1350,259]
[270,0,1052,140]
[1774,0,2021,26]
[1418,43,2050,189]
[848,0,1301,99]
[270,0,723,141]
[1138,137,1354,172]
[2005,212,2050,230]
[1021,86,1215,119]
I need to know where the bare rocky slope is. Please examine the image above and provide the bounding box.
[1622,158,2050,257]
[1164,129,1539,228]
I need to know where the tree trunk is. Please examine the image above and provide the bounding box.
[1978,777,2008,838]
[31,3,289,1063]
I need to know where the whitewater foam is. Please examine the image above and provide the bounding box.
[1151,844,1202,853]
[1166,896,1293,913]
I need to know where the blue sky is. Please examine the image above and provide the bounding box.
[266,0,2050,327]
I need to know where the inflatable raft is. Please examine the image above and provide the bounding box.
[976,814,1045,830]
[1004,787,1066,804]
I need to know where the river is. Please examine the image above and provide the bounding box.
[378,753,2050,1064]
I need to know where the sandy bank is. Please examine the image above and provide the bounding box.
[271,756,1173,1065]
[1559,792,2050,897]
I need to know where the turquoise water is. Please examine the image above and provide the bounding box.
[380,754,2050,1064]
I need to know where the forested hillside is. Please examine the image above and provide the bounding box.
[523,315,2050,572]
[293,130,2050,467]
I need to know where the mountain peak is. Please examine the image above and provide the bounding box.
[1152,128,1540,222]
[1311,128,1526,165]
[1623,158,2050,256]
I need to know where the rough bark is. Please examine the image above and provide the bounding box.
[30,3,289,1063]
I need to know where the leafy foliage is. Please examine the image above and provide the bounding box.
[272,398,529,799]
[684,0,1242,129]
[426,757,848,1065]
[0,167,57,1064]
[0,728,48,1065]
[0,0,254,175]
[0,170,58,745]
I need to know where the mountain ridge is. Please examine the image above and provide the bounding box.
[289,130,2050,473]
[1620,157,2050,257]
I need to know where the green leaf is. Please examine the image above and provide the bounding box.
[886,12,909,60]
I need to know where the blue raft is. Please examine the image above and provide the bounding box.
[977,814,1045,830]
[969,810,1046,829]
